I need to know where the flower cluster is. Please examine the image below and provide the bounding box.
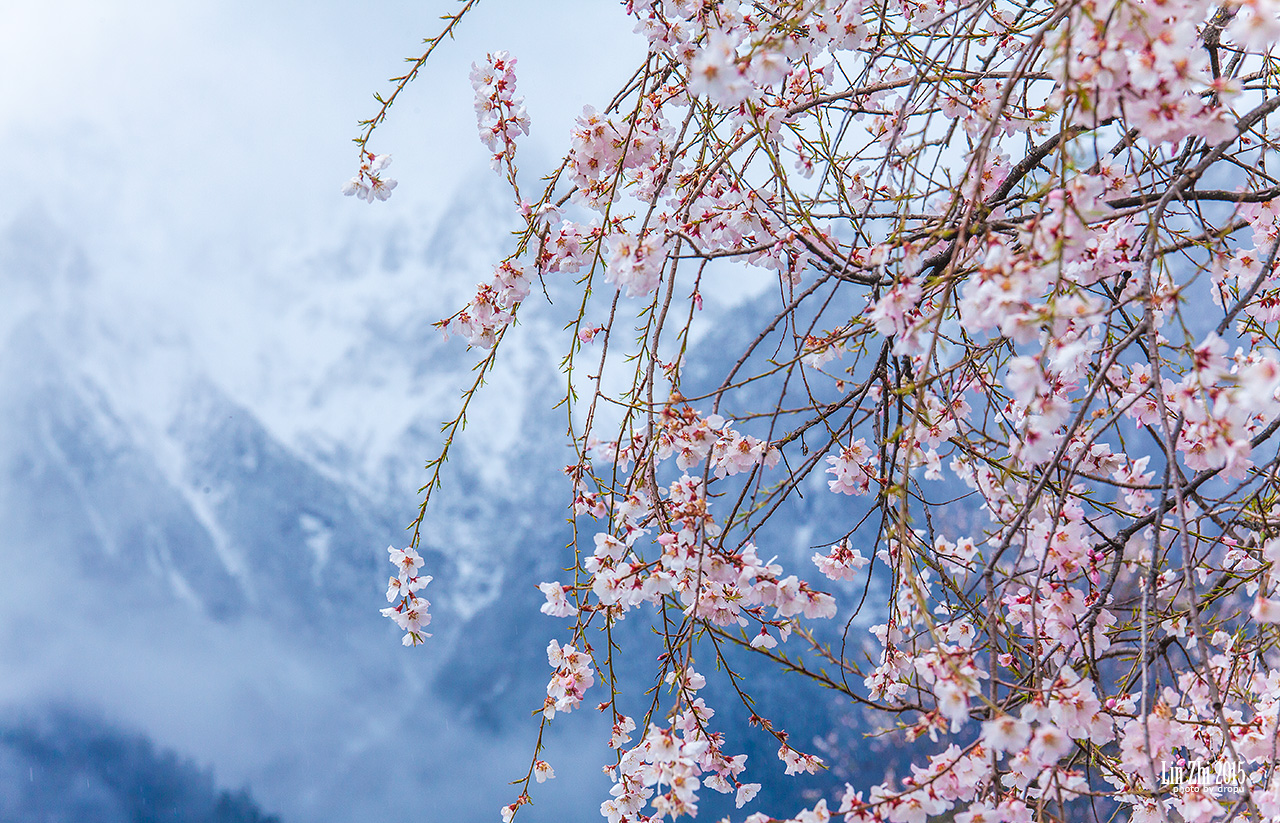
[825,438,877,495]
[603,669,761,822]
[439,259,531,349]
[1046,0,1238,145]
[357,0,1280,820]
[651,404,781,477]
[543,639,594,719]
[605,230,670,299]
[379,546,431,646]
[470,51,529,173]
[812,540,871,582]
[568,101,674,206]
[576,477,836,635]
[341,151,397,202]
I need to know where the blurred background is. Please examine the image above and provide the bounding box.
[0,3,890,821]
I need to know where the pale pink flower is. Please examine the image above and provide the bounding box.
[538,582,578,618]
[1252,597,1280,622]
[982,713,1031,754]
[1030,724,1073,765]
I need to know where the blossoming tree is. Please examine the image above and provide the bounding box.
[355,0,1280,820]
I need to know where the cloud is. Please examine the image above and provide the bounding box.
[0,0,641,257]
[0,3,646,819]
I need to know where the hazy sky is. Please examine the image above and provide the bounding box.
[0,3,643,820]
[0,0,647,475]
[0,0,641,274]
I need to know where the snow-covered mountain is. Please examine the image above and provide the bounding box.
[0,172,894,823]
[0,709,281,823]
[0,175,594,822]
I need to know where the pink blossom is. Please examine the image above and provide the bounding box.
[342,152,397,202]
[982,713,1031,755]
[538,582,578,618]
[813,540,871,581]
[1252,597,1280,623]
[826,438,875,495]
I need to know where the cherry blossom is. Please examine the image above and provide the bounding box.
[379,545,431,645]
[813,540,871,582]
[350,0,1280,820]
[538,582,578,618]
[341,152,397,202]
[544,638,595,719]
[470,51,529,173]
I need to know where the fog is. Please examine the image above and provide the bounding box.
[0,2,642,820]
